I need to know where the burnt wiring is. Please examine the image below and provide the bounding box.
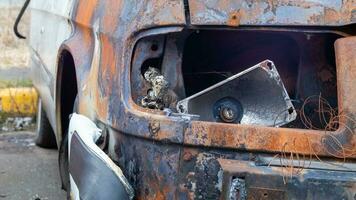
[270,94,355,184]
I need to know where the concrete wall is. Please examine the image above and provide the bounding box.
[0,0,29,68]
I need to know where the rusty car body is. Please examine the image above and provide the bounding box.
[18,0,356,199]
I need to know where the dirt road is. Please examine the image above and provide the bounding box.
[0,131,66,200]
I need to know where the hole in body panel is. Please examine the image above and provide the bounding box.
[131,28,342,129]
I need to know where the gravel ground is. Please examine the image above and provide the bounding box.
[0,131,66,200]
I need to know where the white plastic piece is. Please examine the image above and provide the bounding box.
[69,175,80,200]
[68,113,134,199]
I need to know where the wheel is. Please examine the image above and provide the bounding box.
[35,98,57,148]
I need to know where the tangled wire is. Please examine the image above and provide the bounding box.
[270,94,355,183]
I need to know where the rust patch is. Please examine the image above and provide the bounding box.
[149,121,160,137]
[227,11,241,26]
[75,0,99,26]
[102,0,123,34]
[188,0,356,26]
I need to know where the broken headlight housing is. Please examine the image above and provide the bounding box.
[131,28,341,129]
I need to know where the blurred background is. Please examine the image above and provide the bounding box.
[0,0,34,132]
[0,0,30,69]
[0,1,65,199]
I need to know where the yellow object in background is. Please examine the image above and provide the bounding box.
[0,87,37,115]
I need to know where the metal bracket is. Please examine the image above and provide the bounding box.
[177,60,296,127]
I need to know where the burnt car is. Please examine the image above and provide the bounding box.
[14,0,356,199]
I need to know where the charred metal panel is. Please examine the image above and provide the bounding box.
[29,0,356,198]
[218,159,356,200]
[110,128,356,200]
[61,0,355,160]
[62,0,186,125]
[55,0,186,143]
[188,0,356,26]
[111,129,182,199]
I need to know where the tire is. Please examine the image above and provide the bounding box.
[59,95,78,198]
[35,99,57,148]
[59,133,70,198]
